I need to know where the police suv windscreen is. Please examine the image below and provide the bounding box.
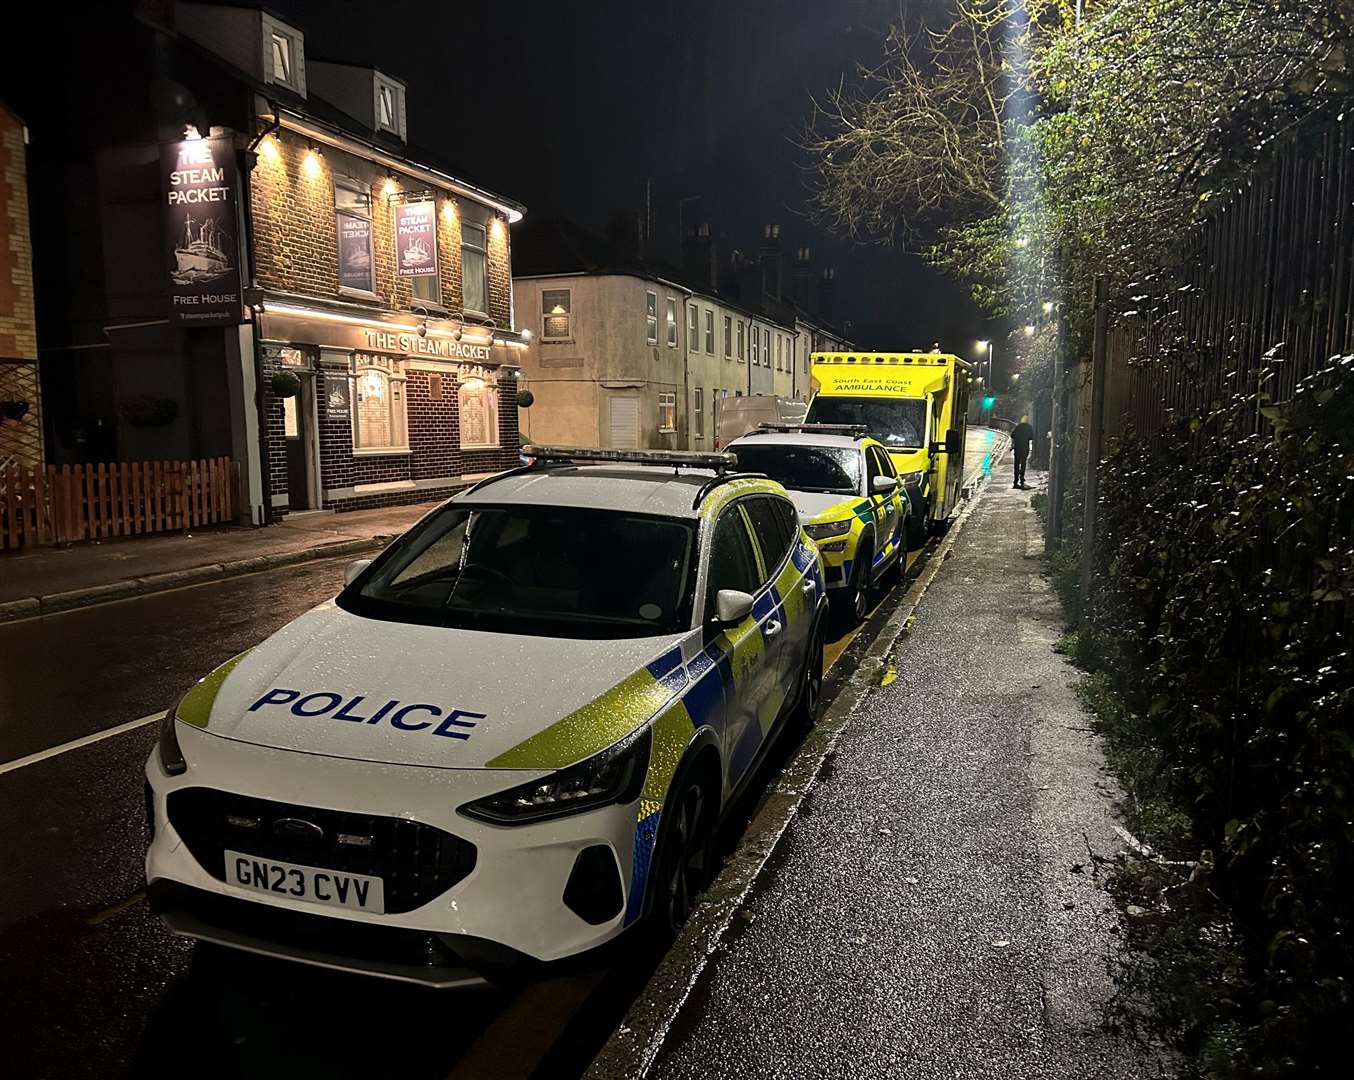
[341,505,697,638]
[731,444,861,495]
[807,397,927,449]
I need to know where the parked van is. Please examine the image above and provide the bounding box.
[714,395,807,449]
[805,352,972,547]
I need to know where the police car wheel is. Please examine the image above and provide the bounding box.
[652,779,713,937]
[793,622,824,728]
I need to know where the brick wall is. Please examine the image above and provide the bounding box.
[250,129,513,329]
[0,105,43,468]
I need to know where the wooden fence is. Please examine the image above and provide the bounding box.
[1,457,237,550]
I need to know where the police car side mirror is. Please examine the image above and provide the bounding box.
[343,559,373,587]
[712,589,754,627]
[870,475,897,495]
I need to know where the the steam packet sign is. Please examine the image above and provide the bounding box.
[395,199,438,279]
[162,135,242,327]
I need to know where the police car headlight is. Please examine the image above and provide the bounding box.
[805,520,851,541]
[157,707,187,776]
[461,725,652,826]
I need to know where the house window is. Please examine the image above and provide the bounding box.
[375,77,405,139]
[665,297,678,347]
[352,355,408,452]
[763,329,771,369]
[658,391,676,433]
[750,326,759,366]
[688,305,699,352]
[542,288,572,340]
[694,388,704,438]
[646,291,659,344]
[723,315,732,359]
[270,34,297,87]
[334,178,375,295]
[264,18,304,94]
[776,336,783,371]
[459,377,501,448]
[704,310,715,354]
[462,222,488,314]
[737,321,745,363]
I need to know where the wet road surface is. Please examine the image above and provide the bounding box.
[0,431,999,1079]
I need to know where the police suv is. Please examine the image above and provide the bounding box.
[145,447,827,986]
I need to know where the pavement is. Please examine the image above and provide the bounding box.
[0,502,441,622]
[609,473,1157,1079]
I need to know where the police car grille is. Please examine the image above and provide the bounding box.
[167,788,477,915]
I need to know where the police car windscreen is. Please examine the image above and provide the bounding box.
[806,397,926,449]
[341,505,697,638]
[731,444,861,495]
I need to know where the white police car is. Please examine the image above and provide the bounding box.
[146,447,826,986]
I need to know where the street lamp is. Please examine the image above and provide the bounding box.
[976,339,995,397]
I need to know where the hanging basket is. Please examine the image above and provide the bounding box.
[515,388,535,409]
[271,371,302,399]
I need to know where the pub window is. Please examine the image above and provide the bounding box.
[658,391,676,433]
[694,387,704,438]
[374,77,406,140]
[688,305,699,352]
[462,222,488,314]
[352,355,408,452]
[665,297,678,347]
[270,33,296,88]
[704,309,715,354]
[542,288,572,340]
[645,291,659,344]
[459,376,500,449]
[334,178,375,295]
[723,315,732,359]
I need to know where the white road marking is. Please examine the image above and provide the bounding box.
[0,710,162,777]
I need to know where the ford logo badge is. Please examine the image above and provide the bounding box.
[273,817,324,843]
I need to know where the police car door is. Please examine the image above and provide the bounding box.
[741,495,805,716]
[705,503,778,791]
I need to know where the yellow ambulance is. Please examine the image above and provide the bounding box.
[805,352,973,547]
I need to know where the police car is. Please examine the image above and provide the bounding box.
[145,447,827,987]
[725,425,907,623]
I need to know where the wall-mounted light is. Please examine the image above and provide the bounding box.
[520,328,533,343]
[382,173,399,198]
[183,124,202,141]
[303,143,323,177]
[441,201,457,224]
[258,135,280,160]
[490,217,505,240]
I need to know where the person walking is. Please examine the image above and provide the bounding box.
[1012,416,1035,489]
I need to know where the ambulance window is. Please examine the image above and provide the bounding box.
[742,497,793,579]
[706,509,760,608]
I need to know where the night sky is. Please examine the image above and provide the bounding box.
[268,0,984,349]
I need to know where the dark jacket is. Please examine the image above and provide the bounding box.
[1012,422,1035,456]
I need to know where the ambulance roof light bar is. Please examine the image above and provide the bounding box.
[521,444,740,473]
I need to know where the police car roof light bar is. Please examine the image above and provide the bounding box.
[521,444,740,473]
[753,423,869,437]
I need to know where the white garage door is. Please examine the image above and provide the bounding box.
[608,395,639,448]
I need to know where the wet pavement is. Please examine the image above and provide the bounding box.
[646,475,1158,1080]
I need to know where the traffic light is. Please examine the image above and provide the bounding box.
[981,395,997,410]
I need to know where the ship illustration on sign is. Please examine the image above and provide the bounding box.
[400,237,433,268]
[172,214,233,284]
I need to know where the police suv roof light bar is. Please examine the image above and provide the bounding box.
[753,423,870,437]
[521,444,740,473]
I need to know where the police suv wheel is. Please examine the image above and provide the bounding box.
[651,779,714,937]
[793,622,824,729]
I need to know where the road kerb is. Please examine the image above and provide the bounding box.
[583,463,998,1080]
[0,535,395,626]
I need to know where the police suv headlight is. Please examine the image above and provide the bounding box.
[460,725,652,825]
[157,706,187,776]
[805,520,851,541]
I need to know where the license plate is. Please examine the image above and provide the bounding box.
[224,850,385,914]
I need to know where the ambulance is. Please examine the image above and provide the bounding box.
[805,352,973,547]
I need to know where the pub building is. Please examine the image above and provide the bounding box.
[16,2,527,525]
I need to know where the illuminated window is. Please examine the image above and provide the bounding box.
[542,288,572,340]
[352,355,408,452]
[646,291,659,344]
[459,377,500,448]
[271,33,292,84]
[334,178,374,295]
[265,22,304,94]
[462,222,488,314]
[665,297,678,347]
[658,391,676,433]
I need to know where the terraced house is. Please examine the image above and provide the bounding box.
[18,0,527,526]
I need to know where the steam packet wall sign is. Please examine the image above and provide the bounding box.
[162,134,243,327]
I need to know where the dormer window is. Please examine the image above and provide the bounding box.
[373,75,406,140]
[262,14,305,95]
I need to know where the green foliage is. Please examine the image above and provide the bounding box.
[1070,358,1354,1075]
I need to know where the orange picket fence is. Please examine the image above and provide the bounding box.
[0,457,237,550]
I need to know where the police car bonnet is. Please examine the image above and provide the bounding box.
[196,602,687,770]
